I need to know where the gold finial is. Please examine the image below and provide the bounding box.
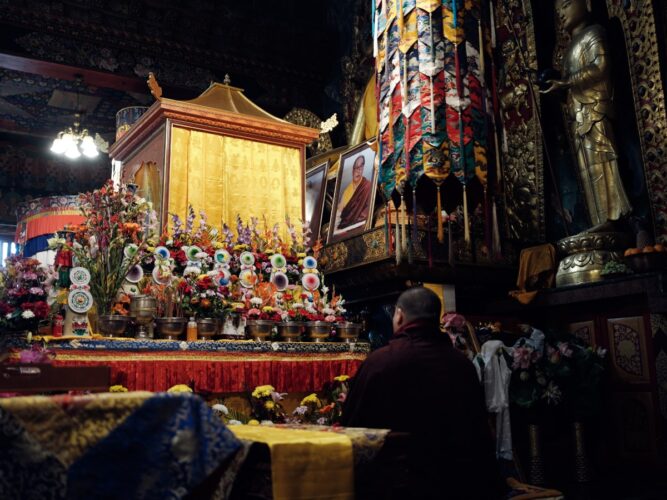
[147,72,163,101]
[223,74,231,85]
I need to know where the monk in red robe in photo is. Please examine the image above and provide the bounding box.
[336,155,372,231]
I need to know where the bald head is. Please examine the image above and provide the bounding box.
[392,287,442,332]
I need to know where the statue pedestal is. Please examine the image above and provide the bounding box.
[555,232,633,287]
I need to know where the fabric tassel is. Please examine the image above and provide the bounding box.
[387,201,394,253]
[384,202,390,254]
[490,0,497,49]
[436,185,444,243]
[401,194,408,253]
[412,187,418,256]
[463,184,470,245]
[492,197,501,259]
[395,203,402,264]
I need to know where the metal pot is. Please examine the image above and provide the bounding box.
[196,318,218,340]
[98,314,131,337]
[335,322,361,343]
[130,295,157,339]
[305,321,332,342]
[277,321,304,342]
[246,319,274,341]
[155,317,187,340]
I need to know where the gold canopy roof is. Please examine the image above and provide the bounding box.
[178,80,288,123]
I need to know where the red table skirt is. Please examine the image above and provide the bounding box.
[51,350,365,393]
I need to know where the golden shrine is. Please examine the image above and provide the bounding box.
[109,75,319,230]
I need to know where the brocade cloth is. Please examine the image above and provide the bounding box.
[0,392,241,499]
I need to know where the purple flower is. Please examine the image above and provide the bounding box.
[222,223,235,246]
[293,405,308,415]
[185,206,196,233]
[171,213,183,237]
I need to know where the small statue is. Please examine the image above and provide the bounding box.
[541,0,631,229]
[54,231,74,288]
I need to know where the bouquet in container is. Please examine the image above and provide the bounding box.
[72,180,156,316]
[0,257,54,332]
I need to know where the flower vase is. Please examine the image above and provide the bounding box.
[277,321,303,342]
[305,321,332,342]
[196,318,217,341]
[573,421,591,483]
[246,319,274,341]
[528,424,546,486]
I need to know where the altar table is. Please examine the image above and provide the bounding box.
[10,338,369,393]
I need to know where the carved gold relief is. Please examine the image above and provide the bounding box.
[283,108,333,156]
[495,0,545,242]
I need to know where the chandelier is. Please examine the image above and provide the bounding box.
[50,112,99,159]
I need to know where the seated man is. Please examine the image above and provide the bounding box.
[342,287,503,499]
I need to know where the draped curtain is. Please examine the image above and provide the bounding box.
[168,127,303,232]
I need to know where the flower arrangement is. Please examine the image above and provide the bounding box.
[71,180,156,316]
[250,384,287,422]
[0,256,54,333]
[291,393,335,425]
[510,330,607,417]
[148,208,347,329]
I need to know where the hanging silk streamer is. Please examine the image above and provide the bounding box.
[375,0,492,257]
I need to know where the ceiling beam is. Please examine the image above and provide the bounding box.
[0,52,195,98]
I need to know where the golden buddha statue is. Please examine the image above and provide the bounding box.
[542,0,631,228]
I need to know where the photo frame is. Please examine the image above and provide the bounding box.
[304,160,329,242]
[327,140,378,244]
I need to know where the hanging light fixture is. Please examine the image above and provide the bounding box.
[50,76,104,159]
[50,112,99,159]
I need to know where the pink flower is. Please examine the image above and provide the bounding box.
[29,287,44,296]
[512,346,534,370]
[442,312,466,329]
[247,308,261,317]
[324,315,337,323]
[337,392,347,403]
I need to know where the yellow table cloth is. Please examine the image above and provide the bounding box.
[231,425,354,500]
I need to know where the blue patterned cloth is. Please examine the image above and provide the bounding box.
[0,393,241,500]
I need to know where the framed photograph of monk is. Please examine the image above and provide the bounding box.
[328,140,377,244]
[305,160,329,241]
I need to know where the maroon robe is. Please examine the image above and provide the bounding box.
[342,320,503,499]
[338,176,372,230]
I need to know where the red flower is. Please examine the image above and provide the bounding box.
[171,249,187,265]
[33,301,50,319]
